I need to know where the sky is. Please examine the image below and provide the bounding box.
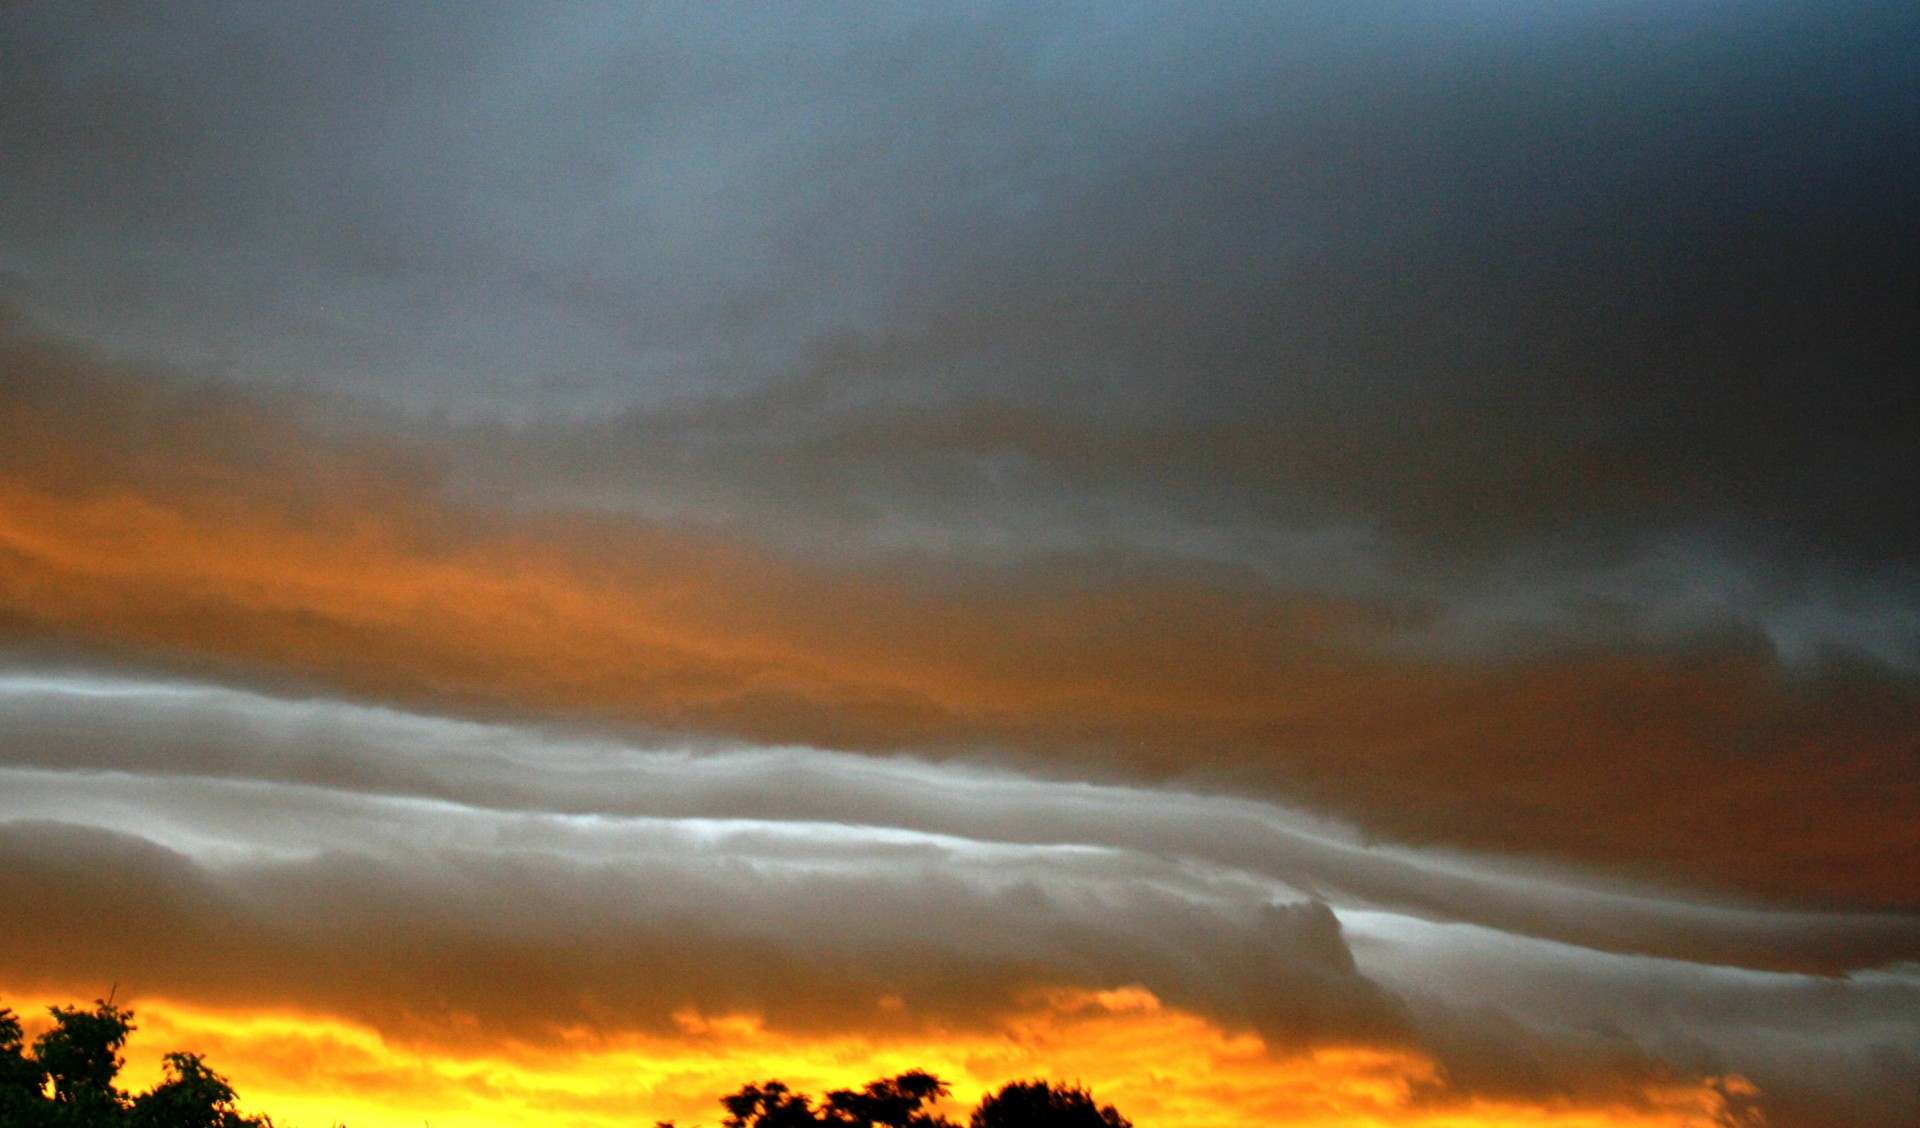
[0,2,1916,1126]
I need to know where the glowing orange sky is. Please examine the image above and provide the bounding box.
[4,988,1750,1128]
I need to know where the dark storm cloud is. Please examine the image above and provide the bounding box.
[2,0,1289,409]
[2,1,1913,633]
[471,0,1919,651]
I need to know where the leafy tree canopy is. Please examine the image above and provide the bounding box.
[0,999,267,1128]
[720,1071,955,1128]
[705,1073,1130,1128]
[968,1080,1132,1128]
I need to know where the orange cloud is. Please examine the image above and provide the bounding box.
[2,987,1749,1128]
[2,341,1916,911]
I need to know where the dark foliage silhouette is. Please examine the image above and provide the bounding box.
[820,1071,954,1128]
[2,1006,48,1124]
[721,1080,823,1128]
[36,999,135,1123]
[969,1080,1132,1128]
[719,1071,956,1128]
[130,1053,258,1128]
[700,1072,1130,1128]
[0,999,268,1128]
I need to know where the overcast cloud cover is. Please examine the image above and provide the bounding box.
[1,3,1917,1126]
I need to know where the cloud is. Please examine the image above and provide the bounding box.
[2,1,1913,580]
[1,671,1914,974]
[3,2,1917,690]
[2,348,1917,910]
[0,692,1409,1047]
[1352,914,1920,1127]
[0,672,1914,1124]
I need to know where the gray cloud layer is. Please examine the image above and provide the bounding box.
[1,671,1915,1124]
[2,1,1915,663]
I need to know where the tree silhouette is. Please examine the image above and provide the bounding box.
[968,1080,1132,1128]
[2,1006,49,1125]
[721,1080,822,1128]
[720,1072,956,1128]
[707,1072,1129,1128]
[819,1071,953,1128]
[0,998,270,1128]
[130,1053,260,1128]
[34,999,134,1125]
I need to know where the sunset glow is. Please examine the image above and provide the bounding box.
[5,991,1752,1128]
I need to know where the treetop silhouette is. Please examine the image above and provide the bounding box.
[967,1080,1132,1128]
[720,1071,953,1128]
[704,1072,1132,1128]
[0,998,267,1128]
